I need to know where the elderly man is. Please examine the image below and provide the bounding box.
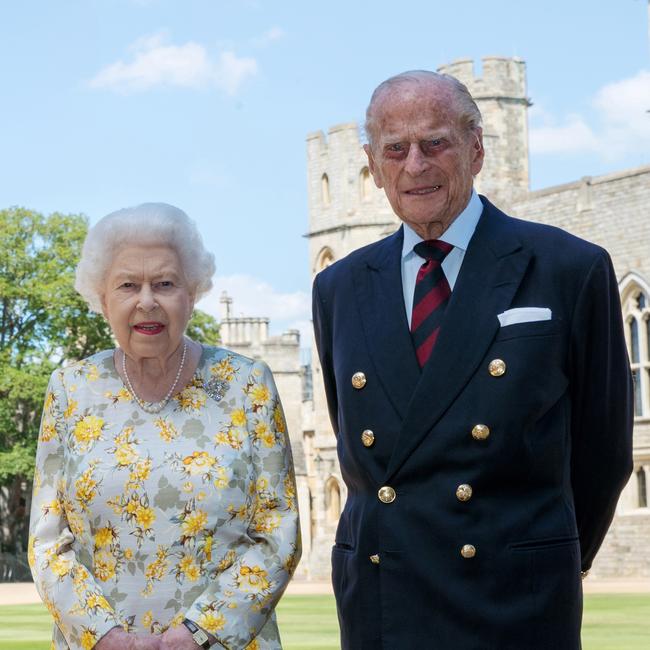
[312,70,633,649]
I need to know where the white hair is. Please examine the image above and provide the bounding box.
[365,70,482,148]
[75,202,216,313]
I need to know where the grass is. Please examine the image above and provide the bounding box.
[0,594,647,649]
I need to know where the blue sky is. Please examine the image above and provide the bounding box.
[2,0,649,343]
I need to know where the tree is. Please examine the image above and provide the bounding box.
[0,207,219,560]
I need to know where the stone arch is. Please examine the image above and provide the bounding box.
[620,272,650,418]
[321,173,330,206]
[315,246,335,273]
[325,476,341,524]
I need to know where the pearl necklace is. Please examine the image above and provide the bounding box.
[121,340,188,414]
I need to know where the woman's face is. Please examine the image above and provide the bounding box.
[102,245,194,361]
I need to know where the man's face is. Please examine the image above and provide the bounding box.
[364,82,484,239]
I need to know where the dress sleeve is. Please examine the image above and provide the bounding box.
[28,369,121,650]
[184,360,301,650]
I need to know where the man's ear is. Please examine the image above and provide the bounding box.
[363,144,384,189]
[470,127,485,176]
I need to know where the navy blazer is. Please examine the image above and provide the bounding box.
[312,197,633,650]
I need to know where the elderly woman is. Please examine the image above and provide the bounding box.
[28,203,301,650]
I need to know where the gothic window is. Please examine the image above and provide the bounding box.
[325,477,341,524]
[621,277,650,419]
[637,468,648,508]
[360,167,372,201]
[321,173,330,206]
[315,247,335,272]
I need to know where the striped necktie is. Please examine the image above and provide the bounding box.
[411,240,453,368]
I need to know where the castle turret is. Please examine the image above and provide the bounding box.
[438,57,530,210]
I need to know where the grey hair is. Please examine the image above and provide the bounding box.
[75,202,216,313]
[364,70,482,148]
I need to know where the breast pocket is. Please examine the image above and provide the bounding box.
[494,318,563,342]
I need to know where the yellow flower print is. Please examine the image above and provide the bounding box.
[93,549,117,582]
[215,429,244,450]
[142,610,154,629]
[252,507,281,535]
[40,419,57,442]
[104,387,132,404]
[175,382,206,411]
[254,421,276,448]
[182,451,216,476]
[44,391,55,413]
[217,549,236,572]
[85,364,100,381]
[86,593,112,613]
[135,505,156,530]
[169,612,184,628]
[256,477,269,492]
[73,415,104,450]
[245,640,260,650]
[198,611,226,634]
[178,554,201,582]
[214,466,229,490]
[142,545,169,596]
[237,565,270,593]
[49,555,72,578]
[284,473,296,511]
[273,405,286,433]
[183,481,194,493]
[203,535,213,561]
[94,526,117,549]
[182,509,208,537]
[75,464,99,512]
[111,427,139,467]
[64,398,78,419]
[32,468,42,497]
[127,458,152,490]
[154,417,178,442]
[250,383,270,407]
[27,535,36,569]
[231,409,246,427]
[124,548,133,560]
[212,357,236,381]
[80,627,98,650]
[227,503,248,521]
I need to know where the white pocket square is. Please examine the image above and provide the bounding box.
[497,307,552,327]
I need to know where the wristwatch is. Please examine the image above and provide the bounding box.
[182,618,211,649]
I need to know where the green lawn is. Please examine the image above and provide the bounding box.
[0,594,647,649]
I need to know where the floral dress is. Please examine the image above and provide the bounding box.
[28,346,301,650]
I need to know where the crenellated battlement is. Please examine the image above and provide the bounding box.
[438,56,527,100]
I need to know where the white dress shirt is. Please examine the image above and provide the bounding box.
[402,190,483,328]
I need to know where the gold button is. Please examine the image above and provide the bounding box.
[460,544,476,559]
[361,429,375,447]
[369,554,380,565]
[378,486,396,503]
[471,424,490,440]
[351,372,367,389]
[456,484,473,502]
[488,359,506,377]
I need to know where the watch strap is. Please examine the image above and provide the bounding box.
[182,618,211,649]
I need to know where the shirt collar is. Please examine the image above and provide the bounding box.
[401,190,483,259]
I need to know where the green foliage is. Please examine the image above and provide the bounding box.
[187,309,220,346]
[0,207,113,551]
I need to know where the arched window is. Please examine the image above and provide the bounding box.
[620,275,650,419]
[360,167,372,201]
[315,247,335,272]
[321,173,330,206]
[325,477,341,524]
[637,468,648,508]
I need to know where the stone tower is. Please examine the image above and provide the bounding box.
[438,57,531,210]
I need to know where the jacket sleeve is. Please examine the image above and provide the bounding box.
[312,274,339,436]
[28,369,121,650]
[184,360,301,650]
[568,249,634,571]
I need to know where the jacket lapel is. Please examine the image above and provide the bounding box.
[384,198,533,481]
[353,227,421,421]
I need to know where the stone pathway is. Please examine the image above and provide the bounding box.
[2,577,647,606]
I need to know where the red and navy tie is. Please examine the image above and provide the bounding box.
[411,240,453,368]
